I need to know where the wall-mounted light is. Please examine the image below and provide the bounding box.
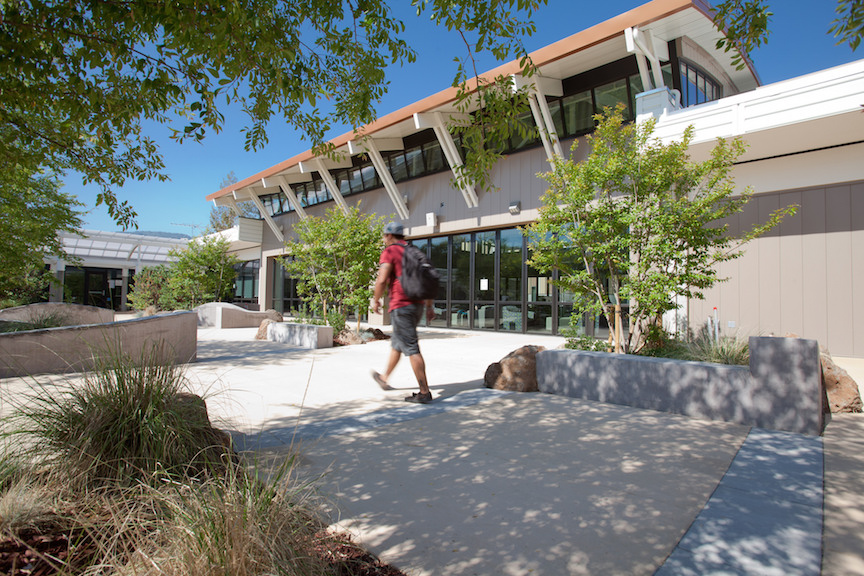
[508,201,521,215]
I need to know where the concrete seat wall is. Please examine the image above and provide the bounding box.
[195,302,278,328]
[0,311,197,378]
[537,337,826,435]
[0,303,114,326]
[267,322,333,349]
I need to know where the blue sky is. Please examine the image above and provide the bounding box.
[68,0,861,235]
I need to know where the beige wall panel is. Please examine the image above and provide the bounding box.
[735,200,762,338]
[851,182,864,356]
[778,190,804,337]
[756,194,782,332]
[825,184,854,354]
[800,188,830,348]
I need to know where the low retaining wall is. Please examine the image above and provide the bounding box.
[0,311,197,378]
[195,302,281,329]
[537,336,826,436]
[267,322,333,349]
[0,303,114,326]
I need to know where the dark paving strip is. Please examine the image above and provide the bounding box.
[655,427,823,576]
[231,388,513,450]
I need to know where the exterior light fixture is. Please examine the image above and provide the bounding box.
[508,201,521,215]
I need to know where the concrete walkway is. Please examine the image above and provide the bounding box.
[181,326,862,576]
[3,325,859,574]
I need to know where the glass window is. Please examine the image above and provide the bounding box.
[473,231,495,301]
[499,303,522,332]
[679,61,721,107]
[547,98,564,138]
[361,165,379,190]
[526,303,552,334]
[561,90,593,135]
[430,236,448,301]
[594,79,630,116]
[405,148,425,178]
[348,167,363,194]
[389,153,408,182]
[451,234,471,301]
[450,302,470,328]
[509,108,539,151]
[337,170,352,196]
[423,140,445,172]
[499,229,522,302]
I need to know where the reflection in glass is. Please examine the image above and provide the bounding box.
[452,234,470,300]
[474,231,495,301]
[499,229,522,302]
[430,236,448,301]
[450,301,470,328]
[526,303,552,334]
[499,303,522,331]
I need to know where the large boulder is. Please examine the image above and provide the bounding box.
[821,350,863,413]
[484,345,546,392]
[256,318,275,340]
[264,309,283,322]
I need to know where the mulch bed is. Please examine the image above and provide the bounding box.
[0,528,407,576]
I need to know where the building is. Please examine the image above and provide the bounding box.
[206,0,864,357]
[44,230,188,311]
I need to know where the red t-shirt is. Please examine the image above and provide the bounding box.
[380,242,415,311]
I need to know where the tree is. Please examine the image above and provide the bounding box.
[207,172,259,232]
[165,236,239,309]
[281,204,387,333]
[0,167,83,305]
[714,0,863,69]
[1,0,546,229]
[126,265,173,311]
[526,106,795,354]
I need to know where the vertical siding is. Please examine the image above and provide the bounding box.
[852,182,864,356]
[825,184,854,353]
[691,180,863,357]
[778,190,804,337]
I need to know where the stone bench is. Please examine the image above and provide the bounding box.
[195,302,281,328]
[0,311,197,378]
[536,336,826,436]
[267,322,333,349]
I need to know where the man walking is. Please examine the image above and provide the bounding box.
[370,221,435,403]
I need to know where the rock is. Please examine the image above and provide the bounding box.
[484,345,546,392]
[335,329,365,346]
[174,392,234,452]
[821,350,863,413]
[264,309,283,322]
[256,318,275,340]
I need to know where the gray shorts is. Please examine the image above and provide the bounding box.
[390,303,423,356]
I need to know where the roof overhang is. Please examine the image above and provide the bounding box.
[207,0,757,205]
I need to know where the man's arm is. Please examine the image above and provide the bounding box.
[370,262,392,314]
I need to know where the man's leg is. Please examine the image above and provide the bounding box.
[408,352,430,395]
[372,347,401,390]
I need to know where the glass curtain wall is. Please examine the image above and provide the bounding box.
[271,226,616,336]
[408,226,595,335]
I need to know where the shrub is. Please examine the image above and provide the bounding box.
[6,343,230,486]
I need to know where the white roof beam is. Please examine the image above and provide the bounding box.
[310,158,350,214]
[511,74,565,160]
[413,111,479,208]
[625,27,667,91]
[261,176,308,220]
[348,139,410,219]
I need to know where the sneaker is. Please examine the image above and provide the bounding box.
[404,392,433,404]
[371,370,393,391]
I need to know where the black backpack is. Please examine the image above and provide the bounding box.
[399,243,440,301]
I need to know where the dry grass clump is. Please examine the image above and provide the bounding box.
[0,344,398,576]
